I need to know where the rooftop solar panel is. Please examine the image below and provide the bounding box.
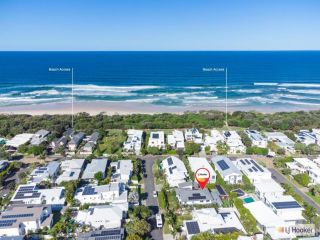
[186,221,200,235]
[245,159,251,165]
[272,201,301,209]
[252,166,258,172]
[240,159,246,165]
[167,157,173,166]
[153,133,159,139]
[216,185,228,196]
[2,213,34,219]
[250,159,264,172]
[217,160,230,171]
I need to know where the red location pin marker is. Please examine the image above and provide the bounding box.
[195,168,211,189]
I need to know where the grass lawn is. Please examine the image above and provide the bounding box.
[167,190,179,209]
[177,212,192,226]
[307,192,320,205]
[95,131,126,155]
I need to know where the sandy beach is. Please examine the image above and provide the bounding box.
[0,101,319,115]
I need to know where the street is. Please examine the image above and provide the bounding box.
[269,168,320,214]
[141,155,164,240]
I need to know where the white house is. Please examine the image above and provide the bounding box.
[203,129,225,152]
[312,129,320,145]
[167,130,185,150]
[211,156,242,184]
[183,208,245,240]
[244,201,295,240]
[123,129,143,154]
[5,133,34,149]
[75,183,127,204]
[223,131,246,154]
[295,130,317,146]
[160,156,188,187]
[56,159,85,184]
[235,158,271,183]
[60,158,85,171]
[11,184,65,210]
[0,205,53,237]
[110,160,133,184]
[76,205,126,229]
[184,128,203,144]
[254,179,285,202]
[244,130,267,148]
[148,131,165,149]
[188,157,216,183]
[30,129,50,146]
[29,161,60,184]
[265,132,295,154]
[264,194,305,224]
[82,158,108,181]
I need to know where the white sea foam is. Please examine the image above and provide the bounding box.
[232,89,263,93]
[279,83,320,88]
[253,82,279,86]
[287,89,320,95]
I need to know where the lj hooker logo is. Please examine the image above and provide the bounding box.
[277,224,315,237]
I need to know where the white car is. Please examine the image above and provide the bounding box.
[153,191,157,198]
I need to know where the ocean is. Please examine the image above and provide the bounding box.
[0,51,320,111]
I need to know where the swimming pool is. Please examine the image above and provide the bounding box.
[243,197,254,203]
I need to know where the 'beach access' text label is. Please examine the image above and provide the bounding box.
[202,67,225,72]
[49,67,71,72]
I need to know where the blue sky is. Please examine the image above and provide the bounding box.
[1,0,319,50]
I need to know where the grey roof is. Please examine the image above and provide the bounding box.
[175,188,215,204]
[0,160,9,171]
[47,161,60,176]
[78,228,124,240]
[211,156,241,178]
[88,132,99,143]
[70,132,85,145]
[35,129,50,137]
[245,130,265,142]
[82,159,108,180]
[63,128,74,137]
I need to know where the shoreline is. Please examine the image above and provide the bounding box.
[0,101,319,115]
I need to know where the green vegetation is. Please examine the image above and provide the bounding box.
[238,131,252,148]
[216,141,229,155]
[94,171,103,183]
[3,111,320,138]
[59,180,79,205]
[295,143,320,155]
[191,231,240,240]
[246,146,268,155]
[233,198,257,235]
[49,208,76,237]
[293,173,310,187]
[282,183,303,203]
[273,156,293,168]
[129,206,152,220]
[96,129,125,155]
[184,142,201,155]
[125,218,151,238]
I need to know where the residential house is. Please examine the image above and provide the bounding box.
[123,129,143,154]
[203,129,225,152]
[0,160,9,172]
[265,132,295,154]
[0,205,53,237]
[184,128,203,144]
[167,130,185,150]
[82,158,108,181]
[5,133,34,150]
[76,205,126,229]
[244,130,267,148]
[160,156,188,187]
[81,132,100,155]
[110,160,133,184]
[175,187,216,205]
[244,201,295,240]
[148,131,165,149]
[68,132,85,151]
[75,183,127,205]
[264,194,305,224]
[29,161,60,184]
[254,179,285,202]
[188,157,216,183]
[235,158,271,183]
[56,159,85,184]
[223,131,246,154]
[183,208,245,240]
[78,228,124,240]
[30,129,50,146]
[211,156,242,184]
[10,184,65,210]
[295,130,317,146]
[50,136,68,150]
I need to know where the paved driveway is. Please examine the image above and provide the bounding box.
[269,168,320,214]
[140,155,163,240]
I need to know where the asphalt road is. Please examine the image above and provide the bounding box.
[141,155,164,240]
[269,168,320,214]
